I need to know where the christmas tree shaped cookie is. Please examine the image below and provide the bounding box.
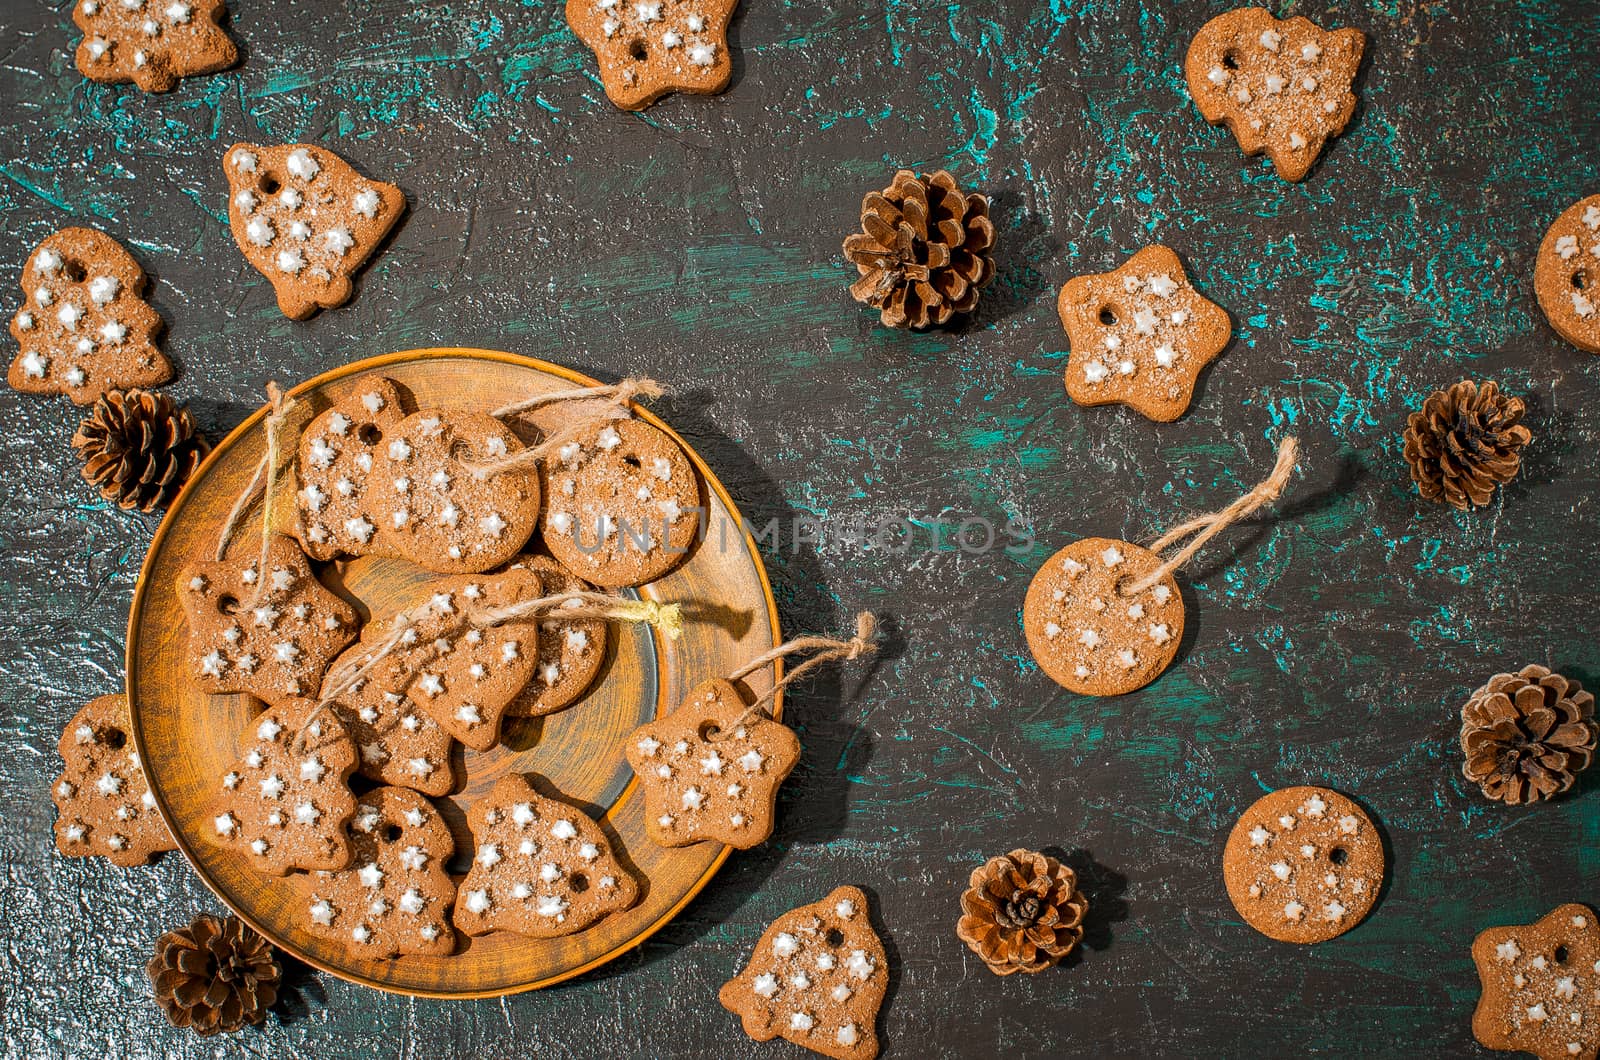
[52,693,176,867]
[179,533,359,706]
[73,0,238,94]
[566,0,739,111]
[8,228,171,404]
[625,678,801,849]
[209,698,359,875]
[305,787,457,959]
[452,774,640,939]
[223,143,405,319]
[720,886,887,1060]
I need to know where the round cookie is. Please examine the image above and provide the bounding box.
[504,555,607,719]
[1023,537,1184,696]
[538,418,702,588]
[1222,786,1383,944]
[1534,194,1600,354]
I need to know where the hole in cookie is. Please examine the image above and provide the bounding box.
[623,455,642,470]
[697,721,722,741]
[1328,846,1348,866]
[217,594,241,615]
[62,259,88,284]
[258,174,281,195]
[1098,306,1118,325]
[1574,270,1588,291]
[569,873,589,893]
[824,927,845,947]
[1556,945,1570,964]
[356,423,383,445]
[1222,49,1240,70]
[102,726,126,749]
[627,38,647,61]
[383,824,402,842]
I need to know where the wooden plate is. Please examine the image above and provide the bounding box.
[127,348,780,998]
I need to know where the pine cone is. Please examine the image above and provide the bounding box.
[146,913,281,1036]
[71,388,209,513]
[1461,665,1597,805]
[1402,380,1531,509]
[844,169,996,330]
[956,848,1088,975]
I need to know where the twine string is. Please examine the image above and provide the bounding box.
[491,376,667,419]
[212,383,298,565]
[1124,436,1301,596]
[467,376,668,480]
[716,612,879,732]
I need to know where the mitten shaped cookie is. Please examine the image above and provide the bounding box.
[224,143,405,319]
[179,533,359,706]
[538,417,701,587]
[1185,8,1366,182]
[295,377,542,573]
[52,693,176,866]
[504,555,607,718]
[719,886,887,1060]
[8,227,171,404]
[452,774,640,939]
[626,679,801,849]
[566,0,738,111]
[73,0,238,93]
[209,698,359,875]
[305,787,457,959]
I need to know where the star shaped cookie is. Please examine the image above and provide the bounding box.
[73,0,238,94]
[566,0,738,111]
[1473,904,1600,1060]
[1057,245,1231,422]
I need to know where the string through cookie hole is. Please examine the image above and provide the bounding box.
[216,594,242,615]
[696,721,722,742]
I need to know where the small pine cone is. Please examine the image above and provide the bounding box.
[1402,379,1531,509]
[844,169,996,330]
[956,847,1088,975]
[1461,665,1597,805]
[71,388,209,513]
[146,913,281,1037]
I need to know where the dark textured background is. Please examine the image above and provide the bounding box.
[2,0,1598,1057]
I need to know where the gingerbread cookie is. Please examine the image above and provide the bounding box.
[1185,9,1366,182]
[1473,904,1600,1060]
[505,555,607,719]
[1222,786,1383,944]
[538,417,701,587]
[223,143,405,320]
[335,568,546,752]
[566,0,738,111]
[305,787,457,959]
[295,378,542,574]
[452,774,639,939]
[209,698,359,875]
[1023,537,1184,696]
[719,886,887,1060]
[52,693,176,867]
[1534,195,1600,354]
[73,0,238,93]
[1057,245,1231,422]
[626,678,801,849]
[318,651,458,797]
[8,227,171,404]
[179,533,359,706]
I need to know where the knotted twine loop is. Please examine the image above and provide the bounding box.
[463,376,670,481]
[715,611,880,734]
[1122,436,1301,597]
[212,383,299,572]
[296,589,683,750]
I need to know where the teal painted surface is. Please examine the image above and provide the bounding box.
[0,0,1598,1057]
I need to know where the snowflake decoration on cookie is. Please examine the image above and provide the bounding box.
[178,533,359,706]
[8,228,171,404]
[72,0,238,94]
[1057,245,1232,422]
[451,774,640,940]
[719,886,886,1060]
[1472,904,1600,1060]
[626,678,801,849]
[51,693,176,867]
[223,143,405,319]
[566,0,738,111]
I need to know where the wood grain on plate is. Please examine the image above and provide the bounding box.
[126,348,780,998]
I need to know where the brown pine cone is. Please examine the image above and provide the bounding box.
[71,388,209,513]
[1461,665,1597,805]
[146,913,281,1037]
[1402,379,1531,509]
[844,169,996,329]
[956,847,1088,975]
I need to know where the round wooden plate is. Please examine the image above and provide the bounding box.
[127,348,781,998]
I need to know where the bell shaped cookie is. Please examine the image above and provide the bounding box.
[319,648,458,797]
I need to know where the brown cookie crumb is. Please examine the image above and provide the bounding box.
[1472,903,1600,1060]
[1185,8,1366,182]
[52,693,176,867]
[73,0,238,94]
[8,227,171,404]
[1534,194,1600,354]
[1221,786,1382,944]
[566,0,738,111]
